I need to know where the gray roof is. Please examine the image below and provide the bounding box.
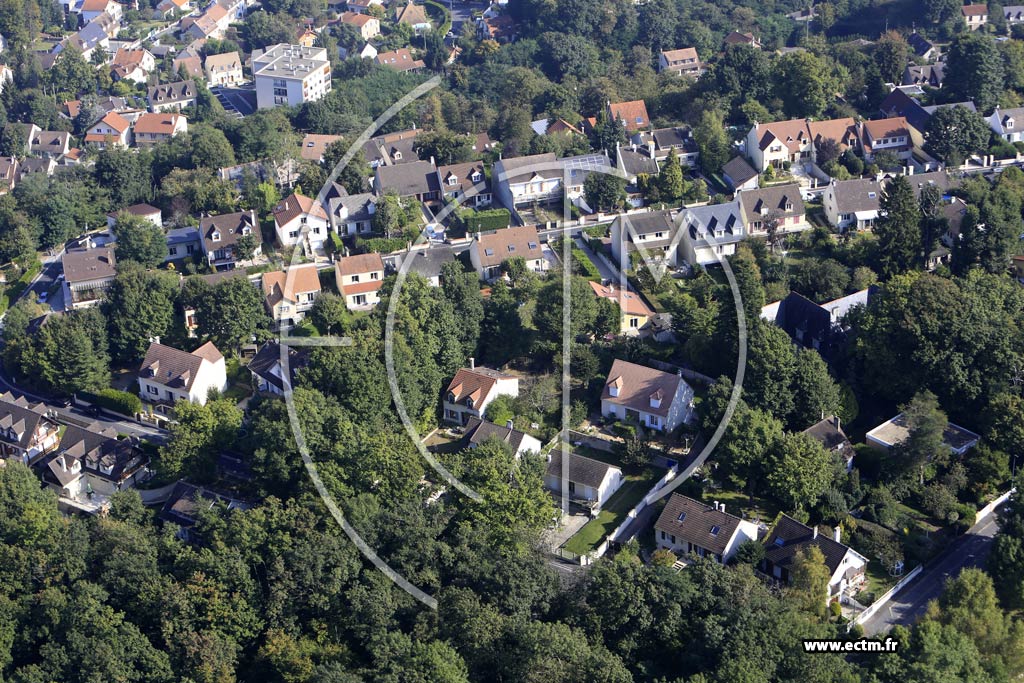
[248,341,306,392]
[464,416,532,453]
[651,126,696,151]
[618,148,660,177]
[546,450,616,489]
[802,416,852,453]
[621,209,675,237]
[684,201,744,246]
[376,159,439,197]
[831,178,882,214]
[139,341,222,392]
[0,391,53,450]
[907,31,936,57]
[200,210,259,251]
[655,494,746,556]
[721,155,757,186]
[53,423,147,483]
[495,153,560,183]
[147,81,197,106]
[396,245,459,281]
[166,226,200,246]
[737,184,804,221]
[62,247,117,284]
[30,130,71,155]
[764,515,861,576]
[901,171,955,200]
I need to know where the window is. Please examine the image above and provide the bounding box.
[169,246,178,256]
[371,271,379,280]
[635,116,643,125]
[710,525,720,537]
[774,537,785,547]
[484,248,494,256]
[677,511,686,522]
[649,415,659,427]
[351,274,360,283]
[527,241,538,249]
[630,317,638,328]
[568,481,576,494]
[507,245,515,252]
[313,227,320,234]
[289,231,299,239]
[447,176,457,186]
[211,230,220,242]
[147,385,158,394]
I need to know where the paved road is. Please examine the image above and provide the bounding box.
[861,508,1002,635]
[20,250,65,312]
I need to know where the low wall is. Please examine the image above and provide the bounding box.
[849,565,923,632]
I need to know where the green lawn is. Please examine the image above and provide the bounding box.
[858,560,900,605]
[562,470,661,555]
[571,443,623,467]
[702,487,780,524]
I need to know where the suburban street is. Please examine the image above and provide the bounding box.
[861,507,1003,635]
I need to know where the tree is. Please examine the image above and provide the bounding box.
[479,280,526,365]
[309,292,350,335]
[984,392,1024,456]
[440,261,484,359]
[874,176,921,277]
[693,110,730,174]
[774,51,838,118]
[584,172,627,212]
[766,432,834,510]
[745,321,797,419]
[657,149,685,203]
[944,32,1006,114]
[788,349,841,430]
[104,265,178,363]
[873,31,910,84]
[413,131,475,165]
[918,183,947,267]
[371,192,409,238]
[194,275,269,351]
[235,233,258,262]
[924,105,990,166]
[112,213,167,268]
[158,398,242,480]
[189,124,236,169]
[35,309,111,395]
[896,390,949,485]
[533,275,600,343]
[990,492,1024,608]
[243,10,295,49]
[789,545,830,619]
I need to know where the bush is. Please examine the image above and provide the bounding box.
[989,142,1018,160]
[354,236,406,254]
[96,388,142,416]
[456,207,512,232]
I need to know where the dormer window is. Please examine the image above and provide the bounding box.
[1007,117,1015,129]
[465,397,475,409]
[211,230,221,242]
[649,394,662,409]
[393,151,402,160]
[484,248,494,256]
[447,391,456,402]
[447,176,458,186]
[471,171,482,182]
[784,201,793,211]
[507,245,515,252]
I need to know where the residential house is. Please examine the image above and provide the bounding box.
[907,31,939,61]
[65,96,130,120]
[878,88,978,135]
[630,126,699,166]
[823,178,883,231]
[988,106,1024,143]
[866,413,981,456]
[299,133,342,162]
[248,341,306,395]
[156,0,192,17]
[469,225,547,280]
[902,63,944,89]
[262,264,322,327]
[324,183,377,236]
[803,415,855,471]
[345,0,384,12]
[607,99,650,132]
[334,252,385,310]
[761,516,868,600]
[492,153,561,209]
[723,31,761,48]
[132,112,187,147]
[0,392,59,465]
[385,243,459,287]
[29,129,72,158]
[463,416,542,457]
[84,111,131,148]
[721,155,759,191]
[373,159,441,202]
[393,0,431,32]
[14,157,55,184]
[658,47,703,78]
[339,12,380,40]
[159,481,250,538]
[544,450,624,508]
[184,3,230,40]
[60,22,111,63]
[962,3,988,29]
[61,247,117,310]
[272,192,330,253]
[205,51,244,86]
[860,117,911,161]
[296,25,318,48]
[200,210,261,270]
[601,359,694,432]
[764,288,872,357]
[42,424,149,504]
[165,226,202,263]
[172,53,204,79]
[1006,5,1024,23]
[0,156,15,194]
[736,184,807,237]
[655,494,760,563]
[110,48,155,83]
[589,282,655,335]
[80,0,121,23]
[609,209,676,269]
[678,200,747,267]
[616,144,660,188]
[253,44,332,109]
[745,117,858,172]
[363,128,423,167]
[436,161,491,208]
[106,202,163,229]
[559,151,610,201]
[147,81,198,112]
[375,48,425,72]
[476,14,515,42]
[443,361,519,425]
[138,341,228,406]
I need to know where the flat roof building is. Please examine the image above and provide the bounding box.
[253,44,332,109]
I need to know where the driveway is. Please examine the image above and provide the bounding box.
[574,237,621,283]
[20,249,65,312]
[212,86,256,118]
[860,507,1002,635]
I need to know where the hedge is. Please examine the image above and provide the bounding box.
[355,236,406,254]
[95,388,143,416]
[457,208,511,233]
[424,0,452,36]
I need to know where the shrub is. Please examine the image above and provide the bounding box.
[354,236,406,254]
[456,207,512,232]
[96,388,142,416]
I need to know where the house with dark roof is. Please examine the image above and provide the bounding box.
[248,341,307,395]
[165,226,202,264]
[630,126,700,166]
[903,64,944,89]
[324,183,376,236]
[988,106,1024,143]
[745,118,858,172]
[491,153,561,209]
[436,161,491,208]
[722,155,759,191]
[373,159,440,202]
[907,31,939,60]
[678,200,747,267]
[443,360,518,426]
[723,31,761,49]
[823,178,883,231]
[761,515,868,600]
[334,252,385,310]
[866,413,981,456]
[601,359,694,432]
[736,184,806,237]
[802,416,855,471]
[616,145,660,185]
[655,494,760,563]
[609,209,677,269]
[764,288,872,358]
[200,210,261,270]
[147,81,198,112]
[469,225,547,281]
[0,392,59,465]
[41,423,149,507]
[544,450,624,508]
[138,341,228,406]
[61,247,117,310]
[159,481,250,539]
[463,416,542,457]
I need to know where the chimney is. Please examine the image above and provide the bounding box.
[833,526,842,543]
[469,357,475,370]
[812,526,819,539]
[506,419,514,429]
[713,500,719,511]
[60,456,67,472]
[834,416,841,431]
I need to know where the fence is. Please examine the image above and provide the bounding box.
[647,359,716,386]
[848,565,923,632]
[976,487,1015,524]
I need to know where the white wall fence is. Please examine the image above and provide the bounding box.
[976,487,1016,524]
[561,465,678,566]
